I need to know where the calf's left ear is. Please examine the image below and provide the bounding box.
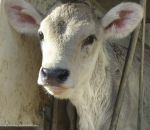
[101,2,143,39]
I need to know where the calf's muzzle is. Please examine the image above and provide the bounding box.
[40,68,69,86]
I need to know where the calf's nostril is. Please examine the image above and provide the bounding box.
[57,70,69,82]
[41,68,49,80]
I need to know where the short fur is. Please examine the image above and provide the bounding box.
[5,0,144,129]
[38,2,143,130]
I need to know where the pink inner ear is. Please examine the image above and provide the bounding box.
[11,5,37,25]
[105,10,133,30]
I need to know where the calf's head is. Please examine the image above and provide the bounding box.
[38,2,143,99]
[5,0,143,99]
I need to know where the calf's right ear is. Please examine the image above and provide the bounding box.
[5,0,42,34]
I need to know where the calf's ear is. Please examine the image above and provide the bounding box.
[5,0,42,34]
[101,2,143,39]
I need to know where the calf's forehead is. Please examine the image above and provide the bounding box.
[39,3,96,43]
[49,3,92,22]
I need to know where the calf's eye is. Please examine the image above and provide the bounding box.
[82,35,97,48]
[38,31,44,41]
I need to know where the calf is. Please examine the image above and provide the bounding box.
[5,0,144,129]
[38,1,143,130]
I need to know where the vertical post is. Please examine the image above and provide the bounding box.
[51,99,70,130]
[138,0,147,130]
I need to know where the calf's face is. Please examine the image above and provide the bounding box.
[38,3,100,98]
[37,2,143,98]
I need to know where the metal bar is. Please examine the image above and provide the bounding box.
[138,0,147,130]
[109,19,141,130]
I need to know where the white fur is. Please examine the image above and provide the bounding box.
[8,0,144,129]
[37,2,143,130]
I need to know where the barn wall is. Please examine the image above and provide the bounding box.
[0,0,43,126]
[143,23,150,128]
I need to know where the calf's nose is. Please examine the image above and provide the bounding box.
[41,68,69,84]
